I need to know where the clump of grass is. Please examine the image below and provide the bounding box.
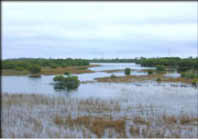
[60,115,126,138]
[133,116,150,126]
[54,115,64,126]
[180,115,192,125]
[192,79,198,86]
[162,115,177,124]
[156,78,161,82]
[130,126,140,136]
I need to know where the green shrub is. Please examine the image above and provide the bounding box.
[124,68,131,76]
[156,65,165,72]
[53,75,80,91]
[110,74,117,78]
[50,65,57,69]
[28,65,41,74]
[192,79,198,86]
[53,75,65,82]
[156,78,161,82]
[181,72,198,79]
[64,72,71,76]
[148,70,153,75]
[15,67,25,71]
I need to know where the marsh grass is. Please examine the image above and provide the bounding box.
[2,64,99,75]
[2,94,198,138]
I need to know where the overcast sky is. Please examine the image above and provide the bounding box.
[2,2,197,59]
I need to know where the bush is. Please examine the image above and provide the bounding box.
[110,74,117,78]
[29,65,41,74]
[156,78,161,82]
[148,70,153,75]
[53,75,65,81]
[156,65,165,72]
[15,67,25,71]
[53,75,80,91]
[64,72,71,76]
[192,79,198,86]
[124,68,131,76]
[181,72,198,79]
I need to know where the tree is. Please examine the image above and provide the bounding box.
[29,64,41,74]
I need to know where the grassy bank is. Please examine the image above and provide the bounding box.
[2,64,99,75]
[2,93,198,138]
[95,73,195,84]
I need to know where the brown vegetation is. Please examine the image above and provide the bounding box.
[95,73,194,84]
[2,64,99,75]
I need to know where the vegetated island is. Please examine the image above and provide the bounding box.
[1,57,198,85]
[91,57,198,85]
[1,58,99,75]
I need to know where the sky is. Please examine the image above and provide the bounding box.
[2,2,198,59]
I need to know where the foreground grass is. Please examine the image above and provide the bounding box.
[2,64,99,75]
[2,93,198,138]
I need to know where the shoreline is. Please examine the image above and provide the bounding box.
[2,64,100,76]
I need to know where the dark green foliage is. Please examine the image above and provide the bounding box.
[181,72,198,79]
[110,74,117,78]
[2,58,89,71]
[135,57,198,72]
[148,70,153,75]
[29,65,41,74]
[124,68,131,75]
[15,67,25,71]
[156,65,165,72]
[192,79,198,86]
[156,78,161,82]
[53,75,80,91]
[64,72,70,76]
[53,75,65,82]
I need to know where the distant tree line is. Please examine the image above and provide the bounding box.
[2,58,90,71]
[134,57,198,72]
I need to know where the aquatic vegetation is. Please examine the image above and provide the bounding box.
[2,94,198,138]
[110,74,117,78]
[29,74,41,78]
[181,72,198,79]
[124,68,131,75]
[53,75,80,91]
[192,79,198,86]
[156,78,161,82]
[156,65,165,72]
[148,70,153,75]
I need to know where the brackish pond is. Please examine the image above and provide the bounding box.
[2,63,197,114]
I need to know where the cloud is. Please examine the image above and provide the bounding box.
[2,2,197,59]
